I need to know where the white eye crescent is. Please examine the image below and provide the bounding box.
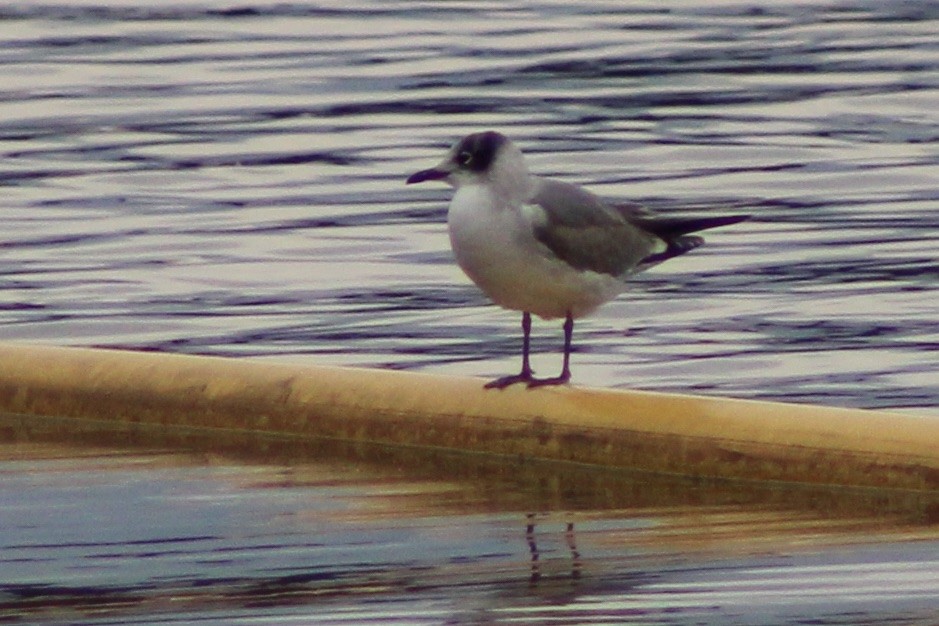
[457,150,473,166]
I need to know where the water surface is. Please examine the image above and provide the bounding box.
[3,436,939,625]
[1,0,936,409]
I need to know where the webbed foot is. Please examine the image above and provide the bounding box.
[484,371,535,389]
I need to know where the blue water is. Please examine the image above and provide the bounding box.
[2,445,939,625]
[1,1,937,410]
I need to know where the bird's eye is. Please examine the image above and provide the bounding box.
[457,150,473,166]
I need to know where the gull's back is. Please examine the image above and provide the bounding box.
[529,178,666,278]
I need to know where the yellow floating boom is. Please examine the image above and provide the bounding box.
[1,343,937,491]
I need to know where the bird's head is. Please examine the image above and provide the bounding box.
[406,131,530,196]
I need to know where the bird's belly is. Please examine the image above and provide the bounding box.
[447,187,623,320]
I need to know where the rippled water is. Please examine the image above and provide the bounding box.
[3,436,939,626]
[1,1,937,410]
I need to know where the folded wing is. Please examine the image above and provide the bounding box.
[530,178,748,277]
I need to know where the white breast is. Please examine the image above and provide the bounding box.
[446,185,624,320]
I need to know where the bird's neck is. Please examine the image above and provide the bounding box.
[488,155,535,206]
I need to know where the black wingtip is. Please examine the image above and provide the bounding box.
[701,214,751,230]
[639,235,704,267]
[637,214,749,268]
[639,214,750,239]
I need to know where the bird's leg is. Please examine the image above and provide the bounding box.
[520,311,534,377]
[484,312,535,389]
[527,312,573,388]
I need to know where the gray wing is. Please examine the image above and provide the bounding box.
[529,178,662,277]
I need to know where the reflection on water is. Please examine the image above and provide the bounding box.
[3,424,939,626]
[0,1,936,410]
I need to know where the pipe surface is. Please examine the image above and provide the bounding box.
[1,343,937,490]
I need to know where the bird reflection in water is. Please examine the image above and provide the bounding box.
[526,513,582,585]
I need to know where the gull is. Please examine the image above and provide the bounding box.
[406,131,748,389]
